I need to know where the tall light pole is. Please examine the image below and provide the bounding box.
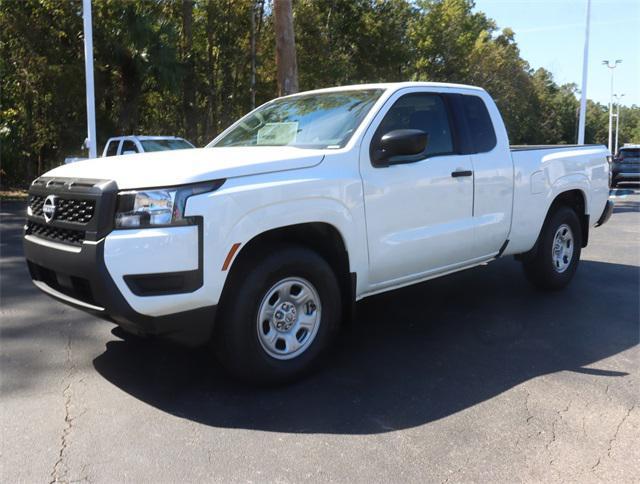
[602,59,622,154]
[83,0,97,159]
[577,0,591,145]
[613,93,625,155]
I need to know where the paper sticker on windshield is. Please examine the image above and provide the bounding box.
[257,122,298,145]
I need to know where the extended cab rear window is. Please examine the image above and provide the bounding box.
[461,95,497,153]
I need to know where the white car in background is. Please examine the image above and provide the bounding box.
[102,135,195,157]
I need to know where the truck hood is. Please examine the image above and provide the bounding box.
[43,147,326,189]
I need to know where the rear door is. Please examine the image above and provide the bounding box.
[450,93,514,258]
[360,88,475,287]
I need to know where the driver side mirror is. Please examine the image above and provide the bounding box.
[372,129,428,166]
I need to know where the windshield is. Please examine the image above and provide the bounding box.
[140,139,194,152]
[211,89,384,149]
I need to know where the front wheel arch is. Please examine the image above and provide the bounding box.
[221,222,355,329]
[214,244,342,383]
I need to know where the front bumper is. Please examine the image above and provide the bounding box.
[24,235,216,346]
[23,177,217,346]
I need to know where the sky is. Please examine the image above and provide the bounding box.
[473,0,640,107]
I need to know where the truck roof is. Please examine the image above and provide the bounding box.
[107,135,187,141]
[280,82,486,98]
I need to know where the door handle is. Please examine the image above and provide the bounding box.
[451,170,473,178]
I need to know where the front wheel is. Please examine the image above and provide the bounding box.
[215,245,342,384]
[521,206,582,291]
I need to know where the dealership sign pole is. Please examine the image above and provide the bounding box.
[602,59,622,154]
[83,0,97,159]
[577,0,590,145]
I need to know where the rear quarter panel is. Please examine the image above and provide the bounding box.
[506,146,609,254]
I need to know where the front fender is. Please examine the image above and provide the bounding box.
[187,177,367,306]
[224,196,365,271]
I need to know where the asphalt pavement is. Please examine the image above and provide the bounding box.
[1,190,639,483]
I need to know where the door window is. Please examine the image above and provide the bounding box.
[373,93,454,160]
[121,140,138,154]
[105,141,118,157]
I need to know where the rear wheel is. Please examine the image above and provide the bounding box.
[521,206,582,290]
[215,245,341,384]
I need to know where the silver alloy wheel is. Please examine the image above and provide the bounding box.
[256,277,322,360]
[552,223,574,273]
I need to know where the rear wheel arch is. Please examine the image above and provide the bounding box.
[517,188,589,262]
[521,205,582,290]
[546,189,589,248]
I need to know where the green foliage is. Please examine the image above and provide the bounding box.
[295,0,414,86]
[2,0,639,186]
[1,0,86,182]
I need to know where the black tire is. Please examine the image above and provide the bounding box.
[215,245,342,384]
[521,205,582,291]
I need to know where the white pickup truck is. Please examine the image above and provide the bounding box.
[24,82,613,382]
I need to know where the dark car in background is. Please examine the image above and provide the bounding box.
[612,145,640,187]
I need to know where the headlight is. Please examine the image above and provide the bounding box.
[114,180,224,228]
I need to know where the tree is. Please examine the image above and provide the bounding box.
[182,0,197,141]
[409,0,495,82]
[2,0,639,188]
[1,0,85,181]
[274,0,298,95]
[294,0,414,88]
[466,28,538,144]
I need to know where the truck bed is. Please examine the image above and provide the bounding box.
[506,144,610,255]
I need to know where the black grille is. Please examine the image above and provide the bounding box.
[29,195,45,217]
[26,221,85,246]
[28,195,96,224]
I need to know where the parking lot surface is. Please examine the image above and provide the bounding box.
[1,191,639,483]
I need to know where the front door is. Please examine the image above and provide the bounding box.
[360,89,476,288]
